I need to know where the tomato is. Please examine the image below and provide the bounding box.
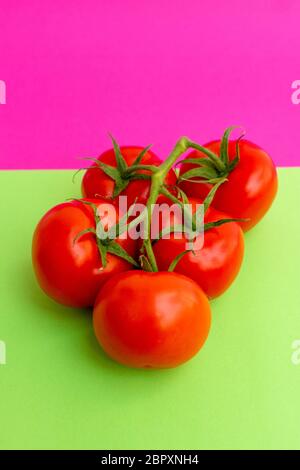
[93,271,211,369]
[152,198,244,298]
[82,146,177,207]
[32,199,137,308]
[179,139,278,231]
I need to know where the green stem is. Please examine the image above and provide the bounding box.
[160,186,184,206]
[188,142,226,172]
[143,173,160,271]
[140,131,242,271]
[160,187,196,232]
[143,137,192,271]
[123,164,158,177]
[159,137,191,174]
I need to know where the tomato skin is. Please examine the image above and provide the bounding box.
[179,139,278,231]
[82,146,177,206]
[93,271,211,369]
[32,199,137,308]
[152,199,244,299]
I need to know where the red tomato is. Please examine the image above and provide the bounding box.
[32,199,137,308]
[152,198,244,299]
[93,271,211,369]
[82,146,177,206]
[179,139,278,231]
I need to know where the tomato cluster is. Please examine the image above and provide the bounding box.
[32,129,277,369]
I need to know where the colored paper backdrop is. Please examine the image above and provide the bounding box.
[0,0,300,169]
[0,168,300,450]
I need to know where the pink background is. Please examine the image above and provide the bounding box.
[0,0,300,169]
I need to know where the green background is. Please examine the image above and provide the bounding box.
[0,169,299,450]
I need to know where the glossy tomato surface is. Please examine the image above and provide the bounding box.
[179,139,278,231]
[82,146,177,206]
[153,198,244,299]
[32,199,137,308]
[93,271,211,369]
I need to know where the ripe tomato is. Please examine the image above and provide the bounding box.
[152,198,244,298]
[179,139,278,231]
[82,146,177,206]
[32,199,137,308]
[93,271,211,369]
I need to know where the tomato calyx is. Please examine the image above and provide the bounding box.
[80,136,157,199]
[178,126,245,185]
[135,134,248,273]
[155,181,245,245]
[139,254,154,272]
[73,200,139,269]
[75,130,248,274]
